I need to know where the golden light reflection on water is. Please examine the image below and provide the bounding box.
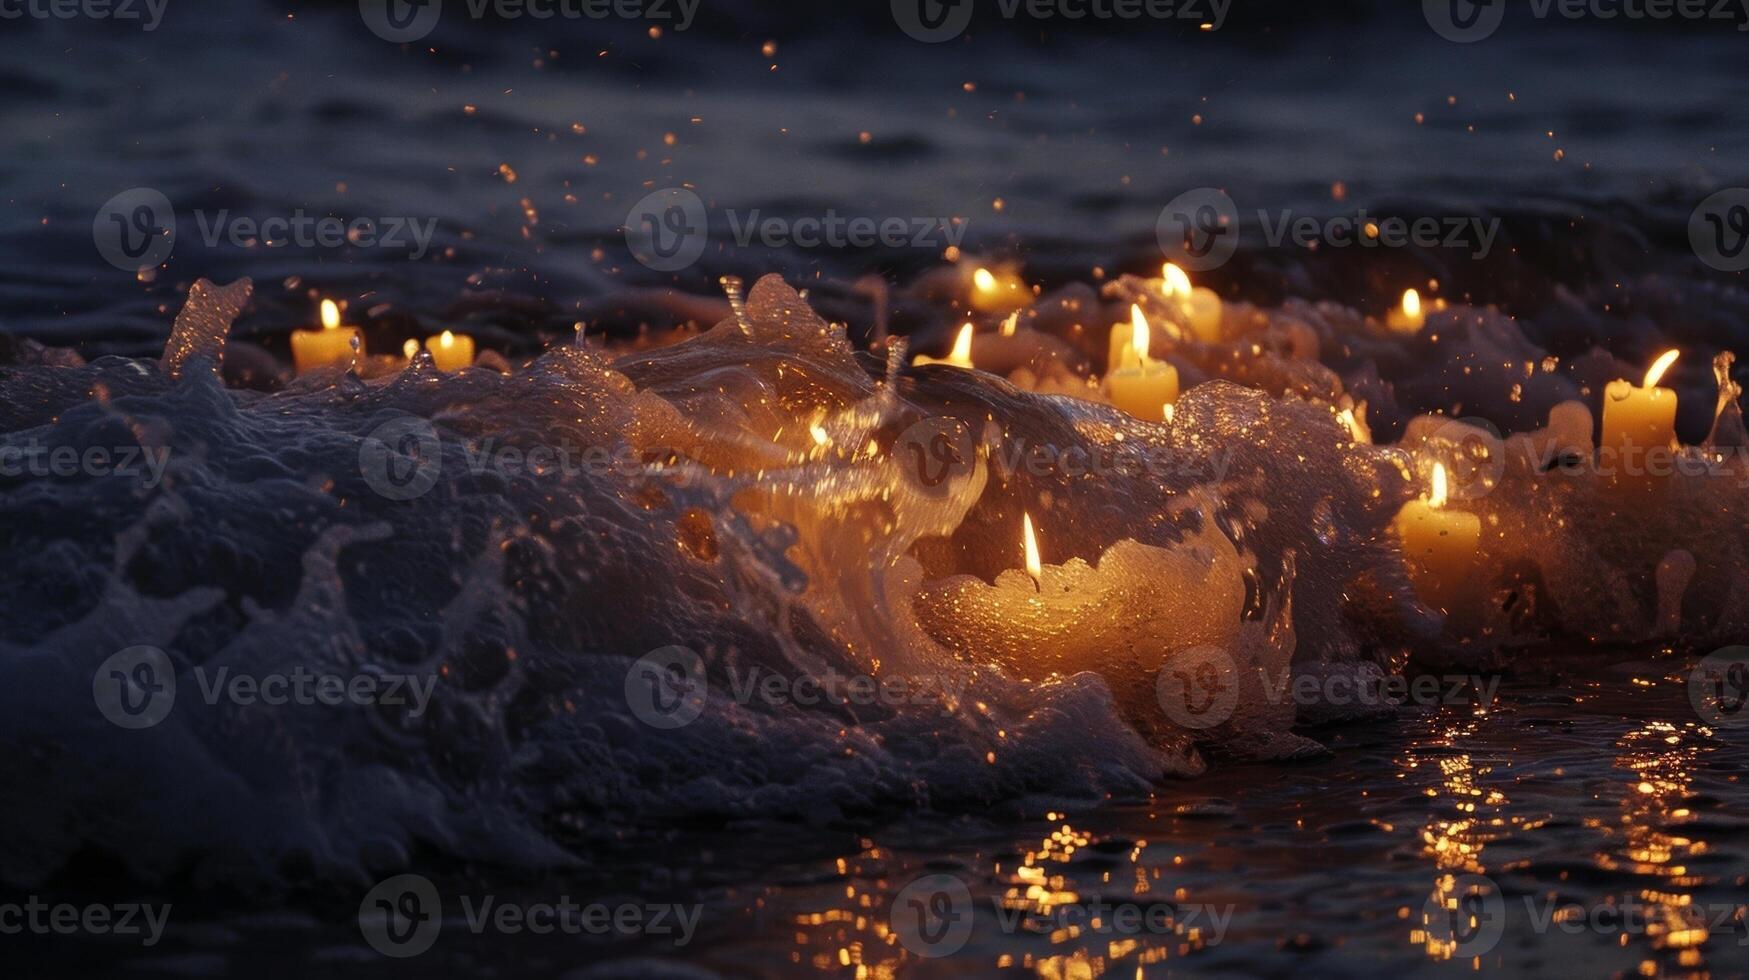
[786,816,1217,977]
[1592,720,1720,977]
[1402,717,1512,964]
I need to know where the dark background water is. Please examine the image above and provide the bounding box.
[4,0,1749,360]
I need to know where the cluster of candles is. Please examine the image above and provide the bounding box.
[923,264,1690,619]
[289,298,476,374]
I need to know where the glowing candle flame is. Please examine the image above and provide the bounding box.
[1643,349,1680,389]
[403,339,420,359]
[1022,512,1042,586]
[439,330,456,350]
[1401,288,1421,320]
[973,267,997,293]
[1131,305,1151,362]
[1163,403,1175,423]
[809,424,830,447]
[1161,262,1193,299]
[1429,461,1449,509]
[950,322,974,366]
[1001,311,1019,337]
[321,299,341,331]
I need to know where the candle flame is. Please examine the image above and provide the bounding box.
[1022,512,1042,585]
[1643,349,1680,389]
[1429,461,1449,509]
[402,339,419,359]
[1161,262,1193,299]
[1001,311,1019,337]
[1131,305,1151,362]
[1163,403,1175,423]
[440,329,456,350]
[321,299,341,331]
[949,322,974,366]
[809,423,830,447]
[1401,288,1421,320]
[973,267,997,293]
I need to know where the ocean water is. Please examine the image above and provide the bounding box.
[3,2,1749,977]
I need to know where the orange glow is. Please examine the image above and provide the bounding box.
[949,323,974,366]
[1022,512,1042,585]
[320,299,341,331]
[1130,305,1151,362]
[1644,349,1680,389]
[1402,288,1421,320]
[1429,462,1449,509]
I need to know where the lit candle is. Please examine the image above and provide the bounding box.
[1601,349,1680,479]
[1394,462,1481,613]
[1102,307,1178,421]
[1108,303,1177,372]
[291,299,364,374]
[1385,288,1425,335]
[1162,263,1223,342]
[968,265,1029,312]
[913,322,976,369]
[424,329,476,372]
[912,518,1247,682]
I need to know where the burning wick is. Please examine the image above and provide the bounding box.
[1103,306,1179,420]
[914,322,976,369]
[1386,288,1426,334]
[1602,349,1681,487]
[290,298,364,374]
[423,327,476,372]
[1392,460,1482,613]
[1160,262,1222,341]
[1022,511,1043,592]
